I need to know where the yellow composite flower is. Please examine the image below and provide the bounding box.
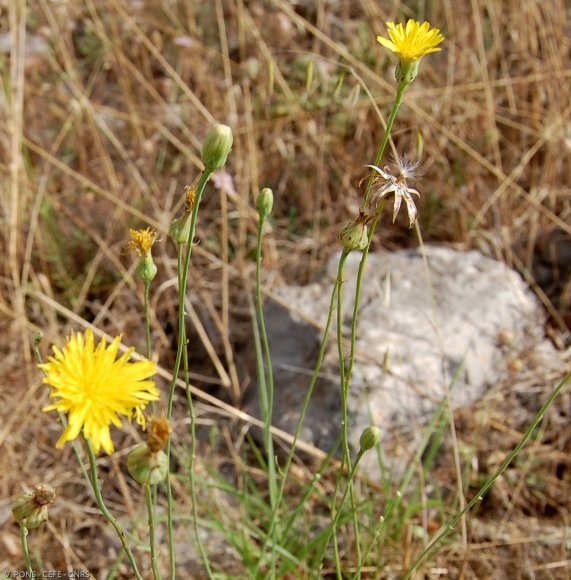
[40,329,159,455]
[129,227,157,257]
[377,19,444,62]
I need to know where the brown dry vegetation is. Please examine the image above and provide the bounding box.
[1,0,570,578]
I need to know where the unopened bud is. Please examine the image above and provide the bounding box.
[127,443,168,485]
[201,124,233,171]
[12,484,56,529]
[339,215,369,252]
[256,188,274,220]
[359,426,381,452]
[169,213,192,245]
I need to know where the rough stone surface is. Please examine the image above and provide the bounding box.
[246,247,561,477]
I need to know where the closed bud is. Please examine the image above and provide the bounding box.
[339,214,370,252]
[256,188,274,220]
[201,124,233,171]
[359,426,381,452]
[127,443,168,485]
[169,213,192,245]
[12,484,56,529]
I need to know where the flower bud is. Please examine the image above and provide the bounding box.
[169,213,192,245]
[127,443,168,485]
[201,124,233,171]
[359,426,381,452]
[339,216,369,252]
[256,188,274,220]
[136,253,158,283]
[12,484,56,529]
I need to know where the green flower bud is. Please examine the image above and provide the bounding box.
[136,253,158,283]
[256,188,274,220]
[127,443,168,485]
[169,213,192,245]
[201,124,233,171]
[339,216,369,252]
[359,426,381,452]
[12,484,56,529]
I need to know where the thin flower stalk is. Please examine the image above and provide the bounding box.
[165,167,214,580]
[252,274,342,576]
[254,206,280,575]
[316,448,368,574]
[19,525,33,574]
[85,439,144,580]
[178,246,214,579]
[145,484,161,580]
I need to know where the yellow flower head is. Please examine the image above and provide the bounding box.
[377,19,444,62]
[40,329,159,455]
[129,228,157,257]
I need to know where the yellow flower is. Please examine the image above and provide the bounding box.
[377,20,444,62]
[129,227,157,257]
[40,329,159,455]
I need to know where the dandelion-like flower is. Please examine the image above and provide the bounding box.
[367,159,422,228]
[377,20,444,62]
[40,329,159,455]
[129,228,157,257]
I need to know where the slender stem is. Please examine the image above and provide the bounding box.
[403,370,571,579]
[255,216,279,578]
[256,217,278,509]
[332,250,349,578]
[165,168,212,580]
[253,276,341,576]
[145,484,161,580]
[316,450,366,572]
[85,440,143,580]
[361,82,407,208]
[143,280,152,361]
[178,247,214,579]
[19,524,33,574]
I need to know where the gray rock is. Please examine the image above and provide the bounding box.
[247,247,560,478]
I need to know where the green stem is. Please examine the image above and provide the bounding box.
[19,524,33,574]
[255,216,279,578]
[403,370,571,579]
[253,273,341,576]
[316,450,366,572]
[361,81,408,209]
[332,250,349,578]
[178,246,214,579]
[143,280,152,361]
[145,484,161,580]
[165,168,212,580]
[85,440,143,580]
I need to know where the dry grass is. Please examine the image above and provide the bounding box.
[1,0,570,577]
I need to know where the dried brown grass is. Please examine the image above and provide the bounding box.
[1,0,570,577]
